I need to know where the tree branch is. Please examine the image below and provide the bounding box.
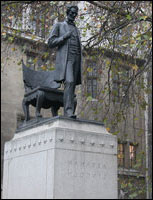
[1,1,36,6]
[86,1,129,17]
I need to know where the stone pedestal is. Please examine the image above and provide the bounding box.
[2,117,118,199]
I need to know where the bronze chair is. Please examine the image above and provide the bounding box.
[22,60,77,122]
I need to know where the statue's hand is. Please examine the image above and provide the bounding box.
[63,31,72,39]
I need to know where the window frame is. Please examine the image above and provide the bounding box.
[86,61,98,99]
[112,66,130,103]
[118,143,125,167]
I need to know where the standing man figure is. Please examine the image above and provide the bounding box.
[48,5,82,118]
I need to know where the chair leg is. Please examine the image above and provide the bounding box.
[51,106,60,117]
[36,90,45,118]
[22,99,30,121]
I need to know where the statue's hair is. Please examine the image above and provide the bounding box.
[66,5,78,15]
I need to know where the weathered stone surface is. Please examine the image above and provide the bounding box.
[2,117,118,199]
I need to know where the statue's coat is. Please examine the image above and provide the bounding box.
[48,21,82,85]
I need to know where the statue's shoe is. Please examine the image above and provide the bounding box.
[50,81,61,89]
[65,114,77,119]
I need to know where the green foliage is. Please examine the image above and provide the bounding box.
[86,96,93,101]
[126,15,132,20]
[119,176,146,199]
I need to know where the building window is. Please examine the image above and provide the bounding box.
[112,73,120,102]
[112,68,129,103]
[129,144,137,168]
[118,143,125,167]
[86,62,97,98]
[87,78,97,98]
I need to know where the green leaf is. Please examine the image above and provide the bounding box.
[112,131,119,135]
[33,58,38,64]
[122,43,128,47]
[8,36,14,43]
[128,183,133,188]
[17,60,22,65]
[131,64,138,71]
[143,35,149,40]
[87,67,93,72]
[129,192,138,198]
[43,52,49,58]
[31,35,36,40]
[134,117,139,121]
[80,16,84,20]
[126,15,132,20]
[48,66,55,71]
[139,16,148,20]
[87,96,93,101]
[41,65,47,70]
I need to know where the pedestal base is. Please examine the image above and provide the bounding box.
[2,117,118,199]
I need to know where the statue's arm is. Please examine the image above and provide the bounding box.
[48,23,66,48]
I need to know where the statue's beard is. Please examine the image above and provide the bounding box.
[67,16,75,22]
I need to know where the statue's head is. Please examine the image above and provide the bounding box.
[66,5,78,22]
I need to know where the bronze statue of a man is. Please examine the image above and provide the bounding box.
[48,5,82,118]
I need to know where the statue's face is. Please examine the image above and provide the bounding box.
[67,7,78,22]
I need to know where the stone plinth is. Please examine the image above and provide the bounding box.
[2,117,118,199]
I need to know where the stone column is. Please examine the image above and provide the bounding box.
[2,117,118,199]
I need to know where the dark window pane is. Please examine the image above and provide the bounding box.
[87,78,97,98]
[112,68,129,103]
[86,61,98,98]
